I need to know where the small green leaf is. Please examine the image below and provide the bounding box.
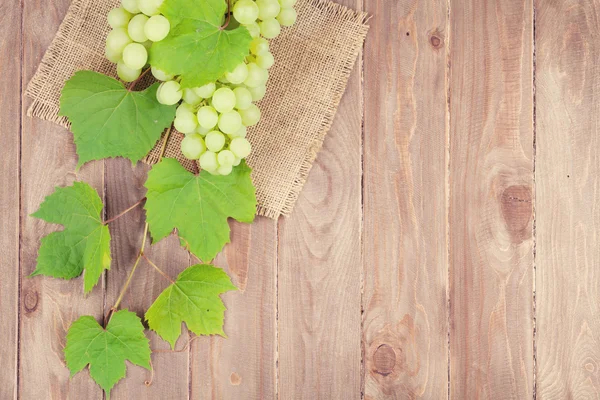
[31,182,110,293]
[64,310,151,398]
[146,264,237,348]
[144,158,256,261]
[59,70,176,167]
[150,0,252,88]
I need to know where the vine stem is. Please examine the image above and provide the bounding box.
[127,68,151,91]
[103,197,146,225]
[220,0,231,30]
[142,254,175,284]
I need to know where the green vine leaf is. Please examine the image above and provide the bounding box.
[150,0,252,88]
[144,158,256,261]
[64,310,151,398]
[146,264,237,348]
[59,70,176,167]
[31,182,110,294]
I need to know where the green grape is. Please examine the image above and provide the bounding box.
[197,106,219,129]
[279,0,297,7]
[233,0,259,24]
[181,134,206,160]
[205,131,226,152]
[105,45,122,63]
[117,60,141,82]
[106,28,132,54]
[157,80,182,105]
[193,82,216,98]
[217,164,233,176]
[151,66,173,81]
[225,63,249,85]
[139,0,163,16]
[245,22,261,38]
[144,15,170,42]
[182,88,202,106]
[250,37,269,55]
[218,110,243,135]
[217,149,236,167]
[122,43,148,70]
[248,84,267,101]
[212,88,237,113]
[244,63,267,87]
[233,87,253,110]
[196,125,211,136]
[230,125,247,138]
[239,103,261,126]
[256,51,275,69]
[107,7,132,29]
[277,7,297,26]
[199,151,218,171]
[176,102,195,118]
[230,138,252,158]
[233,157,242,166]
[260,18,281,39]
[121,0,140,14]
[174,112,198,134]
[128,14,149,42]
[257,0,281,20]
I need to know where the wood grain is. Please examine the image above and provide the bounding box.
[535,1,600,398]
[0,0,22,397]
[362,0,449,398]
[19,0,104,398]
[448,0,534,398]
[276,1,363,398]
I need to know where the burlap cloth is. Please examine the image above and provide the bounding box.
[26,0,369,219]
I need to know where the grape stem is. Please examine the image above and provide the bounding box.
[220,0,231,30]
[103,197,146,225]
[127,67,151,92]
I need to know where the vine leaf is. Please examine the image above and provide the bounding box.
[150,0,252,88]
[59,70,176,167]
[31,182,110,294]
[145,264,237,348]
[144,158,256,261]
[64,310,151,398]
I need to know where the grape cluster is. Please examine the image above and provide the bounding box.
[105,0,298,175]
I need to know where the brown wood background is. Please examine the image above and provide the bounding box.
[2,0,599,398]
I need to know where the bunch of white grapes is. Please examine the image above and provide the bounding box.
[105,0,298,176]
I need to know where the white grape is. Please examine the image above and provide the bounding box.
[128,14,149,42]
[144,15,170,42]
[233,87,253,110]
[196,125,211,136]
[218,110,243,135]
[197,106,219,129]
[121,0,140,14]
[205,131,226,152]
[217,149,236,166]
[108,7,132,29]
[157,80,182,105]
[105,45,122,63]
[239,103,261,126]
[199,151,218,171]
[182,88,202,106]
[122,43,148,70]
[245,22,261,38]
[233,157,242,166]
[233,0,260,24]
[255,51,274,69]
[193,82,216,98]
[117,60,141,82]
[279,0,297,7]
[230,125,247,138]
[257,0,281,20]
[211,88,237,113]
[174,112,198,134]
[106,28,132,54]
[181,134,206,160]
[217,164,233,176]
[260,18,281,39]
[250,37,269,55]
[151,66,173,81]
[277,7,297,26]
[244,63,267,87]
[247,84,267,101]
[230,138,252,158]
[225,63,249,84]
[176,102,195,118]
[139,0,163,16]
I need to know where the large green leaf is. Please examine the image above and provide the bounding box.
[59,70,176,167]
[144,158,256,261]
[31,182,110,293]
[150,0,252,88]
[64,310,151,398]
[145,264,237,348]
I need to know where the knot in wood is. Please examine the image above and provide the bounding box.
[372,344,396,376]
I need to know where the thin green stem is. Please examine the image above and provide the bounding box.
[142,254,175,284]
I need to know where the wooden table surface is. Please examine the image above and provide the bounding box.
[2,0,599,398]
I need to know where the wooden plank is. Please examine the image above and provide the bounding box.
[191,218,278,399]
[277,1,363,397]
[0,0,22,397]
[104,159,191,399]
[19,1,104,398]
[362,0,449,398]
[448,0,534,398]
[535,1,600,397]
